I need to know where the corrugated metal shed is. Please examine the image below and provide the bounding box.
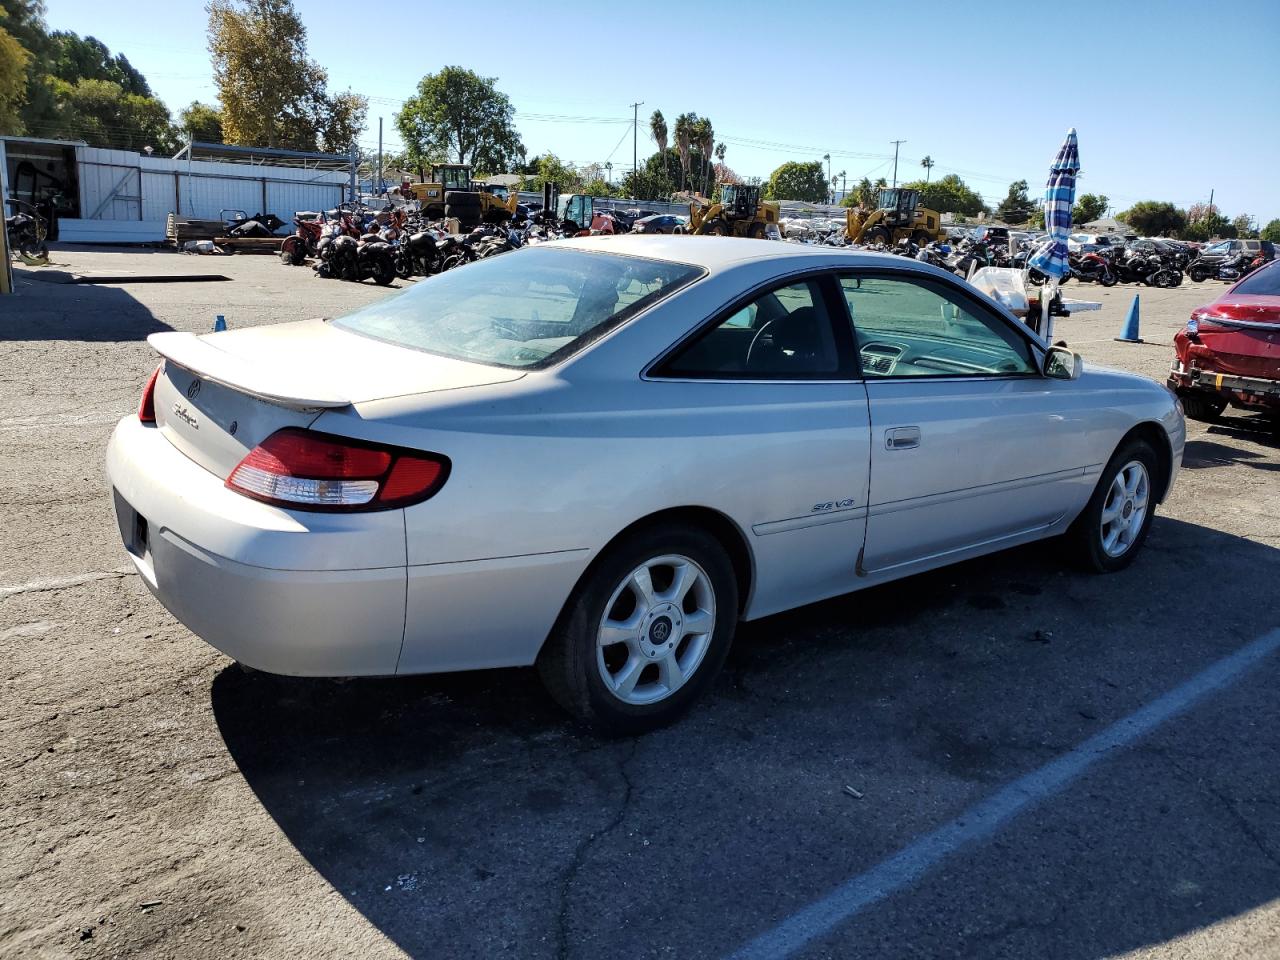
[77,146,348,222]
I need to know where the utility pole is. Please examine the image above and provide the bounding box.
[1208,187,1214,214]
[630,101,644,187]
[376,117,383,199]
[890,140,906,189]
[823,153,831,203]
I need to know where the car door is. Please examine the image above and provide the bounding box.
[649,273,871,617]
[839,271,1089,574]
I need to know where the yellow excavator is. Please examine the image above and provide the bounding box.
[405,164,519,225]
[689,184,782,237]
[846,188,944,246]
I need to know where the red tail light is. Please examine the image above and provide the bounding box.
[226,428,449,512]
[138,364,162,423]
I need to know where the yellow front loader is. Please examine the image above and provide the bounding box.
[846,188,943,246]
[689,184,781,238]
[406,164,519,224]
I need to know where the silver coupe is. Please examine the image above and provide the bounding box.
[107,237,1185,732]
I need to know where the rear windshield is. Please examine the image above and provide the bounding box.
[334,247,702,368]
[1231,262,1280,296]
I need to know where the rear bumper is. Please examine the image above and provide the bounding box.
[107,415,407,675]
[1168,361,1280,408]
[106,416,587,677]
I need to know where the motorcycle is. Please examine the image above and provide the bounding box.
[1067,250,1117,286]
[279,213,325,266]
[4,199,49,259]
[1113,251,1181,287]
[1216,251,1266,282]
[314,226,396,285]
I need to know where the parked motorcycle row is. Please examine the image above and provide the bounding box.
[279,202,583,284]
[790,229,1270,289]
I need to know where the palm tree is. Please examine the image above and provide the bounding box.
[920,155,935,183]
[695,118,714,196]
[650,110,668,156]
[674,113,696,193]
[838,169,847,203]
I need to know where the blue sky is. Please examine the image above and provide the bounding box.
[43,0,1280,222]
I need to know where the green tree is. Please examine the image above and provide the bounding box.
[43,76,178,152]
[0,23,30,131]
[48,31,150,96]
[208,0,368,152]
[764,160,828,203]
[396,65,524,175]
[621,148,679,200]
[1118,201,1187,237]
[4,0,56,135]
[1231,214,1255,239]
[1182,210,1232,241]
[897,173,987,217]
[1072,193,1108,224]
[995,179,1034,223]
[1261,219,1280,243]
[178,101,224,143]
[526,152,579,192]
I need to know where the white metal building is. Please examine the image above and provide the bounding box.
[1,136,352,244]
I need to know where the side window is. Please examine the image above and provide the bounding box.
[659,279,844,378]
[840,276,1036,378]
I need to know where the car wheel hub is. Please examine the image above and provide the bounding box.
[1099,460,1150,559]
[596,555,716,705]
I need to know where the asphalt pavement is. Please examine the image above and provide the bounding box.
[1,249,1277,960]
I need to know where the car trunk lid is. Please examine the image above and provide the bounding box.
[148,319,524,479]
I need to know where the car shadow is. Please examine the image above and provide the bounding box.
[1182,438,1269,470]
[211,518,1280,959]
[1204,412,1278,447]
[3,265,174,342]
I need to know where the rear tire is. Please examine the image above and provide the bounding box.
[1189,265,1210,282]
[1066,438,1159,573]
[1181,394,1227,422]
[537,523,738,735]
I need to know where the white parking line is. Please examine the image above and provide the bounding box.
[725,627,1280,960]
[0,568,134,600]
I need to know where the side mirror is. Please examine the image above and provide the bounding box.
[1043,345,1082,381]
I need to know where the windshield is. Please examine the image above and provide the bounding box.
[1230,262,1280,297]
[334,248,702,368]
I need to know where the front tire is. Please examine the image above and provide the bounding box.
[1067,439,1158,573]
[537,524,738,734]
[1181,394,1227,422]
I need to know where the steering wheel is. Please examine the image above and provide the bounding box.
[745,320,776,371]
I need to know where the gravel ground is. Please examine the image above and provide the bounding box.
[1,248,1277,960]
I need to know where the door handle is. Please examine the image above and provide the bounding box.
[885,426,921,450]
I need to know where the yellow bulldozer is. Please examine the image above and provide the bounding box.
[405,164,519,226]
[688,184,781,238]
[846,188,944,247]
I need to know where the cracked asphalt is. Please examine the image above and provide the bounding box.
[2,250,1278,959]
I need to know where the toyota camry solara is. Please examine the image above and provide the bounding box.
[107,236,1185,732]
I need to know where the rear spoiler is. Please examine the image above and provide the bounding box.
[147,331,351,410]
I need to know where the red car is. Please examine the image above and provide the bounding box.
[1168,259,1280,421]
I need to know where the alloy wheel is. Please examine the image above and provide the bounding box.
[1099,460,1150,558]
[596,554,716,705]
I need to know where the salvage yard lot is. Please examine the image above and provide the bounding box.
[2,249,1279,960]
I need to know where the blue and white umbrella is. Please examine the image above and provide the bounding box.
[1027,128,1080,337]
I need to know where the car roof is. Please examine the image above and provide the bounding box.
[553,234,907,271]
